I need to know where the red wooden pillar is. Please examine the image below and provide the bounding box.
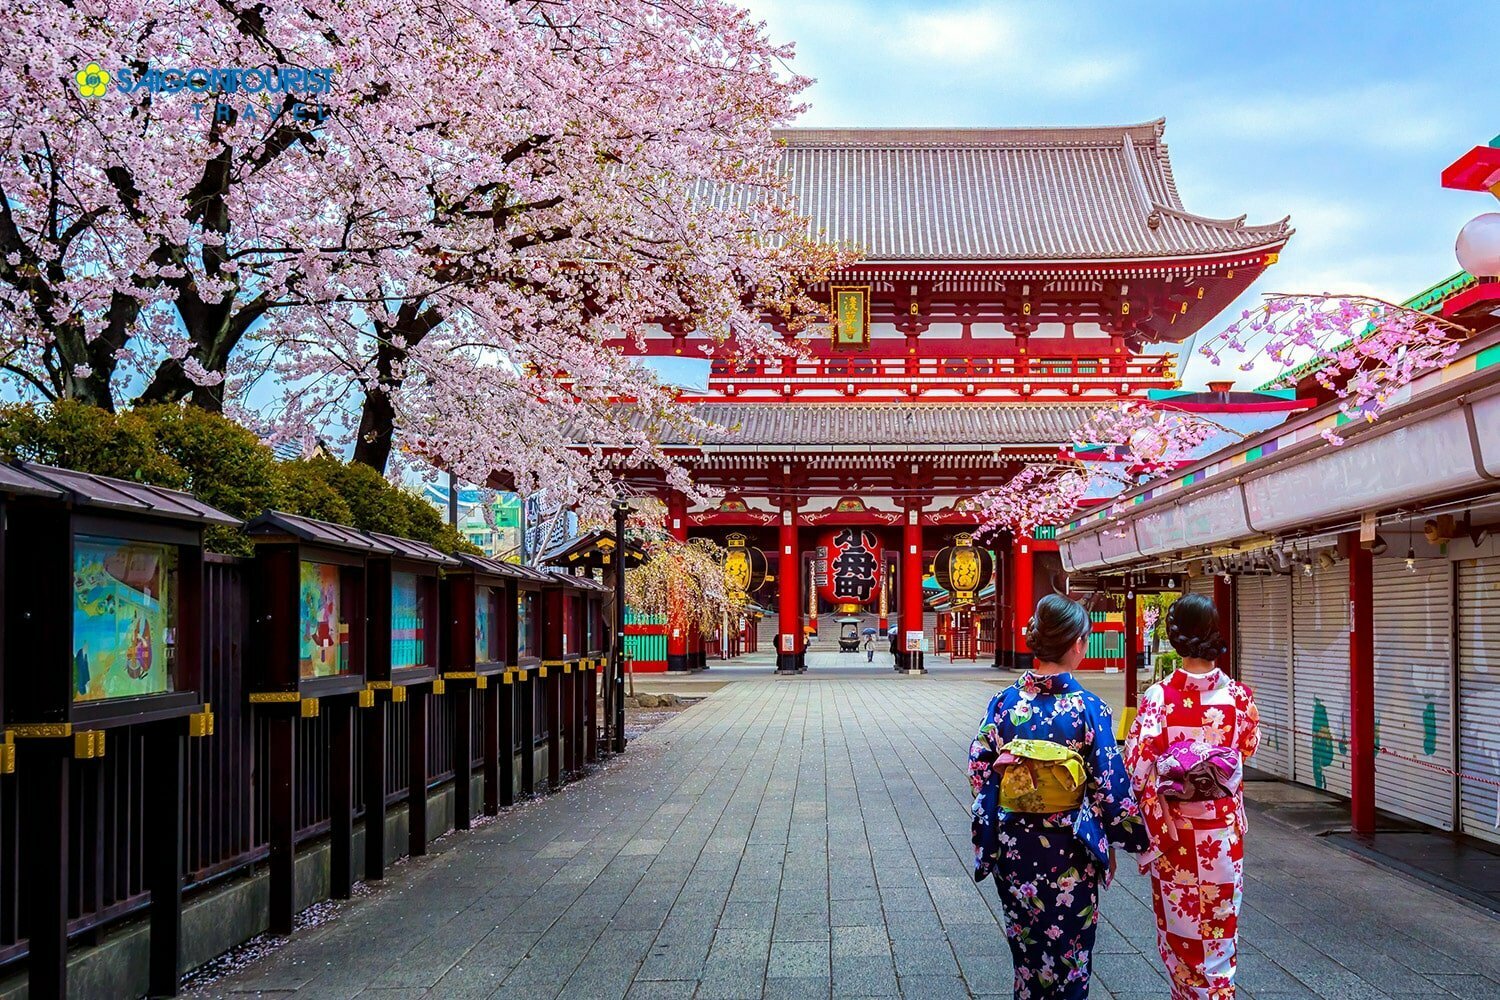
[1348,534,1376,836]
[1124,584,1139,709]
[1214,573,1235,677]
[666,493,690,672]
[1013,532,1035,670]
[777,501,801,673]
[901,504,925,672]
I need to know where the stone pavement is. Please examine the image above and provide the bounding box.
[200,675,1500,999]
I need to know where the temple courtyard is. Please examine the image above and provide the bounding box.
[200,662,1500,999]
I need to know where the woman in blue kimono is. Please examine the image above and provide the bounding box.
[970,594,1149,999]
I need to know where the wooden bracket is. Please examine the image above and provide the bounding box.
[9,723,73,739]
[188,705,215,738]
[73,730,106,759]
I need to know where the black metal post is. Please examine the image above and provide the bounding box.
[612,500,629,754]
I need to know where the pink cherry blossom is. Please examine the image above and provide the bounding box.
[0,0,847,520]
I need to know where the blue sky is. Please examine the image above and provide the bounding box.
[742,0,1500,387]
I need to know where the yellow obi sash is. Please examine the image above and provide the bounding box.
[996,739,1088,814]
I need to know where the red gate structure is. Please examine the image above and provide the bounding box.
[589,122,1295,673]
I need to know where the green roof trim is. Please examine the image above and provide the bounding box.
[1477,344,1500,371]
[1255,271,1476,390]
[1245,445,1264,462]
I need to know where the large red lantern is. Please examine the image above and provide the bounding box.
[815,528,883,613]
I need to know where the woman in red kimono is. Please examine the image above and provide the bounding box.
[1125,594,1259,1000]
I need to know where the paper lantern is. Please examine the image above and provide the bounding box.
[932,532,994,607]
[814,528,883,613]
[1456,212,1500,277]
[723,532,768,600]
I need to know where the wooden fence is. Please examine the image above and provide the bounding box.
[0,554,569,980]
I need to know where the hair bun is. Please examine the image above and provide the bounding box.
[1165,595,1225,661]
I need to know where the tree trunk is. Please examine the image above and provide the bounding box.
[352,386,396,473]
[349,304,443,474]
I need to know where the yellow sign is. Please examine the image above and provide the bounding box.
[831,286,869,347]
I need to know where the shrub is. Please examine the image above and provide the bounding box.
[0,401,480,556]
[0,400,184,485]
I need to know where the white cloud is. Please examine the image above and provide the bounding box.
[899,7,1013,63]
[1190,82,1469,153]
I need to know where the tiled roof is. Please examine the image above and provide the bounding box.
[648,403,1090,448]
[17,462,240,525]
[244,510,393,553]
[759,120,1290,262]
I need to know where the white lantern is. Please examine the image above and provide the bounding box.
[1456,212,1500,277]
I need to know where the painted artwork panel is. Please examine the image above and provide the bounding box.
[300,561,348,678]
[518,592,537,659]
[475,585,500,664]
[73,535,178,702]
[392,571,428,669]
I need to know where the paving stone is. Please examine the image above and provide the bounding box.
[196,675,1500,1000]
[832,953,900,996]
[759,977,831,1000]
[891,938,960,978]
[895,974,971,999]
[766,940,831,979]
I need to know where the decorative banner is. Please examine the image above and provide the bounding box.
[723,532,768,600]
[815,528,883,614]
[830,285,870,347]
[932,532,995,607]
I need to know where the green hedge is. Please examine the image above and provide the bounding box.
[0,400,478,557]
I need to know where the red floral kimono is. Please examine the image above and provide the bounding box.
[1125,668,1260,1000]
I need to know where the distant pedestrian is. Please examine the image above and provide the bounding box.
[1126,594,1260,1000]
[969,594,1149,999]
[864,634,874,661]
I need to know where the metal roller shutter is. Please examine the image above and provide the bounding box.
[1371,558,1454,830]
[1186,575,1214,599]
[1236,575,1293,779]
[1457,558,1500,846]
[1293,567,1351,797]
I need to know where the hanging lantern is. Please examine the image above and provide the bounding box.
[722,532,767,600]
[932,532,994,608]
[815,528,883,614]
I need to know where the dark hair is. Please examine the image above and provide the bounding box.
[1025,594,1091,663]
[1167,594,1228,661]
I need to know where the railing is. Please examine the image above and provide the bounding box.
[0,557,510,971]
[704,354,1176,397]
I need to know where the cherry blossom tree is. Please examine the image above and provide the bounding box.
[971,292,1468,538]
[1200,292,1466,443]
[969,463,1090,538]
[0,0,843,514]
[625,534,743,639]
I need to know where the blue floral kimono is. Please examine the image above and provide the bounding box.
[969,671,1148,1000]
